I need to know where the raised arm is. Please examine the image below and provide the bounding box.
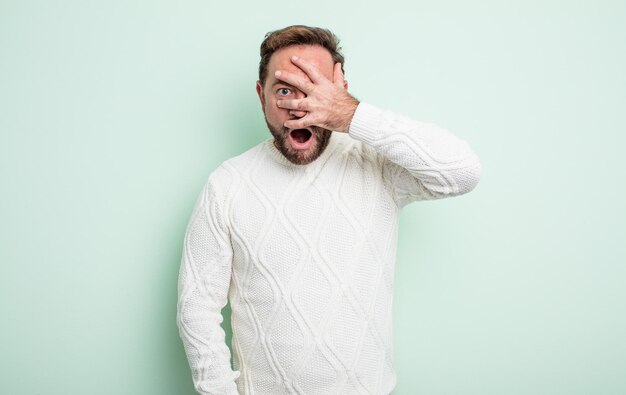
[177,175,240,394]
[274,55,481,208]
[348,102,481,207]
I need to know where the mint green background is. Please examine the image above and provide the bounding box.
[1,1,624,394]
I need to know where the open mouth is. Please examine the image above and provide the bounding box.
[288,128,314,149]
[290,129,312,143]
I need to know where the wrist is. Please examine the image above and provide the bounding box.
[339,96,359,132]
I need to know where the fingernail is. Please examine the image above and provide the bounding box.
[275,71,281,77]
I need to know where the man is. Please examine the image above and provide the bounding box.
[177,25,481,395]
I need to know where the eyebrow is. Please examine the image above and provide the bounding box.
[271,80,295,88]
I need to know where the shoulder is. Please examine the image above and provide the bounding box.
[203,139,268,196]
[221,139,268,173]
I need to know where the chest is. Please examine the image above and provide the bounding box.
[226,155,398,257]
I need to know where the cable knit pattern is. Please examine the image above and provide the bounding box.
[177,102,481,395]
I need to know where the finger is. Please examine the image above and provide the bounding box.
[333,62,345,88]
[291,55,325,84]
[284,118,308,130]
[276,98,310,112]
[284,115,316,130]
[275,70,315,94]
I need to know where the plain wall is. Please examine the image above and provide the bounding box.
[1,0,624,394]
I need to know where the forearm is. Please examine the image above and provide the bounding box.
[348,102,481,205]
[177,272,239,395]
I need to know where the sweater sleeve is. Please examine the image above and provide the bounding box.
[177,174,240,395]
[347,102,482,208]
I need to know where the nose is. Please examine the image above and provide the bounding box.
[289,90,307,119]
[289,109,307,119]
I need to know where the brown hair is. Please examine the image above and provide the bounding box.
[258,25,345,86]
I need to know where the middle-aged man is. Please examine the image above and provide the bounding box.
[177,25,482,395]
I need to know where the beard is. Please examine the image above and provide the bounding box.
[264,117,333,165]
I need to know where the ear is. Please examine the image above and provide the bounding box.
[256,80,266,111]
[343,80,349,90]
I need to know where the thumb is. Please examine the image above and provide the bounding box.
[333,62,345,88]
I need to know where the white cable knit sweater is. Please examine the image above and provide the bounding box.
[177,102,481,395]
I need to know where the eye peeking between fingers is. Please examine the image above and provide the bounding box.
[277,87,292,97]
